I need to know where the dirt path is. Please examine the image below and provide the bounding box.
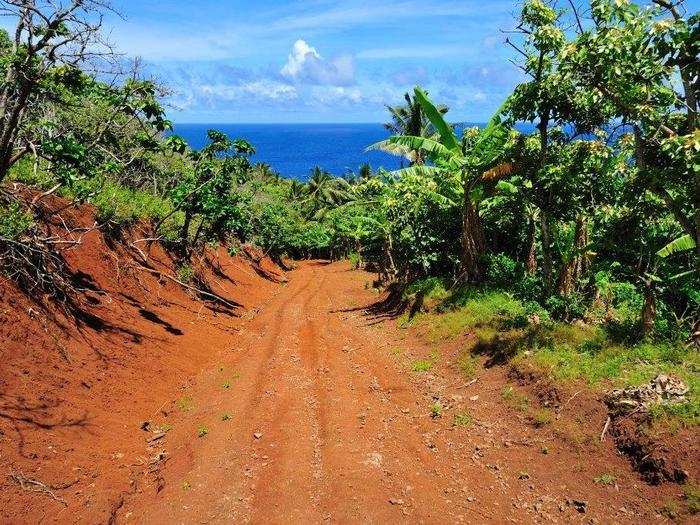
[119,261,678,524]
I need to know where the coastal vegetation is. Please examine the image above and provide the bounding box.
[0,0,697,445]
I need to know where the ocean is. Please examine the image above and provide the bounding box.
[172,123,404,181]
[172,122,538,181]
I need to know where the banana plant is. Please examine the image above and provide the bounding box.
[369,86,511,282]
[657,234,696,258]
[656,234,697,281]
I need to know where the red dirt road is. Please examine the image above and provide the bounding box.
[117,261,680,524]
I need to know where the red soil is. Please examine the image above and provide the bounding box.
[0,198,283,523]
[1,198,696,524]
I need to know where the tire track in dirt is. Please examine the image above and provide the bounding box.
[121,261,680,524]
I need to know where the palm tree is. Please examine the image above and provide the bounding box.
[371,87,511,282]
[305,166,351,219]
[288,179,307,201]
[250,162,280,182]
[382,92,449,165]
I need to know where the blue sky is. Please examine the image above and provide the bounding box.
[104,0,698,123]
[104,0,522,123]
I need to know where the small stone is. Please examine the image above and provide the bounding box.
[253,432,263,439]
[568,499,587,513]
[389,498,404,505]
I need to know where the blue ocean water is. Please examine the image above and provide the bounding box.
[172,122,538,181]
[172,123,404,181]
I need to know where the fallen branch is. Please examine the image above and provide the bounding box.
[8,472,69,506]
[135,264,239,310]
[600,416,611,442]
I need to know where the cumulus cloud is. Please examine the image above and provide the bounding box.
[281,39,355,86]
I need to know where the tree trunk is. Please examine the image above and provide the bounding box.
[556,215,587,295]
[180,211,192,250]
[525,213,537,275]
[695,165,700,274]
[641,279,656,338]
[459,189,486,283]
[540,211,552,293]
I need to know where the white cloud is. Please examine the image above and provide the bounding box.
[280,39,355,86]
[198,80,298,105]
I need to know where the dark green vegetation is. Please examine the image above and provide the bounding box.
[0,0,697,428]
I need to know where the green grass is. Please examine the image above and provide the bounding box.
[501,386,530,412]
[594,473,617,485]
[406,290,525,342]
[176,396,194,412]
[430,401,443,418]
[401,285,698,429]
[453,412,473,427]
[531,408,554,427]
[221,413,232,421]
[517,337,699,426]
[411,359,433,373]
[177,264,195,284]
[196,425,209,437]
[91,180,173,226]
[457,352,479,378]
[685,483,700,515]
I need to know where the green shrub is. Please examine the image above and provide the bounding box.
[177,264,195,284]
[485,253,524,289]
[545,292,587,321]
[348,252,361,269]
[92,180,172,226]
[0,201,33,240]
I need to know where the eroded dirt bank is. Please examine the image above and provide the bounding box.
[0,197,284,524]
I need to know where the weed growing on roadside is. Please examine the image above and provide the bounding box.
[457,352,479,378]
[531,408,553,427]
[501,386,530,412]
[660,500,680,520]
[453,412,473,427]
[156,423,174,433]
[176,396,194,412]
[430,401,442,418]
[197,426,209,437]
[411,359,433,373]
[684,483,700,514]
[222,381,231,389]
[182,481,191,491]
[221,413,231,421]
[594,474,617,485]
